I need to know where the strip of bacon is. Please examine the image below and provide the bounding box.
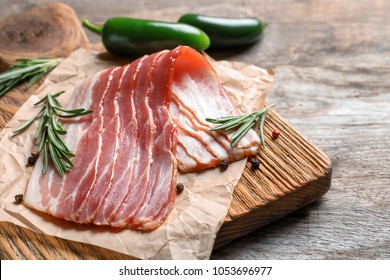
[93,62,139,225]
[128,50,177,230]
[109,51,170,228]
[170,47,260,173]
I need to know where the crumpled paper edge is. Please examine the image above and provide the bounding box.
[0,48,274,259]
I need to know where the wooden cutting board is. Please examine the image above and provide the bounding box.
[0,3,332,259]
[0,97,332,259]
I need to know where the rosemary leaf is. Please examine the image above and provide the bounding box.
[206,104,275,148]
[56,110,93,118]
[47,93,58,108]
[55,107,88,114]
[52,128,71,153]
[37,131,47,154]
[61,150,76,158]
[13,113,40,134]
[52,96,63,108]
[52,91,65,98]
[258,106,271,146]
[47,125,67,151]
[0,58,61,98]
[63,164,72,172]
[48,143,64,177]
[223,114,255,131]
[50,117,62,132]
[0,80,20,96]
[58,150,75,167]
[205,116,238,124]
[231,121,256,148]
[43,142,49,175]
[34,95,49,106]
[210,114,252,131]
[34,110,48,141]
[51,118,67,135]
[231,111,256,142]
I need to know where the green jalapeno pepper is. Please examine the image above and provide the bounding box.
[178,14,265,48]
[82,17,210,57]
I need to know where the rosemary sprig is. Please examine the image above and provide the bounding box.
[0,58,61,98]
[206,104,275,147]
[13,91,93,177]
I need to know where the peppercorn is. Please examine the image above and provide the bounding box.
[272,130,281,139]
[251,158,261,169]
[15,194,24,204]
[176,183,185,194]
[27,156,36,165]
[220,159,229,170]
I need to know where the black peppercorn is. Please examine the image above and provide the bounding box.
[251,158,261,169]
[220,159,229,170]
[15,194,24,204]
[176,183,184,194]
[27,156,36,165]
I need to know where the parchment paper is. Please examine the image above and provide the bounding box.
[0,48,274,259]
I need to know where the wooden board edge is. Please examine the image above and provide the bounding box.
[0,221,137,260]
[214,167,332,249]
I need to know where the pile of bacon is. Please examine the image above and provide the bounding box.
[24,46,261,231]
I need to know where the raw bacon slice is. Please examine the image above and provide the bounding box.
[24,46,261,230]
[170,47,261,172]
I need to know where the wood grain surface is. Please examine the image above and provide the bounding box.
[0,2,89,70]
[0,0,389,260]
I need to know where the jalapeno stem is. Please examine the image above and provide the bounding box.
[82,19,103,36]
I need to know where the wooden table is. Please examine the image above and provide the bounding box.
[0,0,389,259]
